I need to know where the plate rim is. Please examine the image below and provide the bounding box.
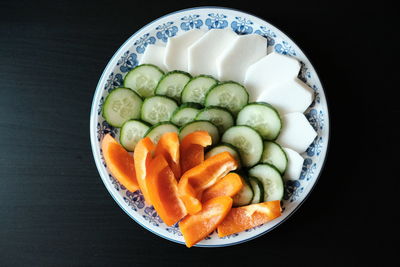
[89,5,330,247]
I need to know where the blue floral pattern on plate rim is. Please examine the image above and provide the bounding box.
[89,7,330,247]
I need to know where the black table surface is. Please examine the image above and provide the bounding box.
[0,0,397,266]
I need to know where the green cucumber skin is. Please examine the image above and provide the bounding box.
[261,141,288,174]
[178,120,216,134]
[145,121,179,135]
[144,122,179,143]
[123,64,164,97]
[124,64,164,79]
[204,81,249,115]
[249,163,284,202]
[207,142,241,156]
[121,119,151,128]
[178,120,220,144]
[181,75,219,105]
[159,70,192,77]
[205,142,242,167]
[191,74,218,81]
[251,162,283,177]
[249,176,265,203]
[171,110,199,127]
[120,119,150,151]
[102,87,143,128]
[195,106,234,134]
[221,125,264,167]
[170,103,202,127]
[154,70,192,102]
[206,80,248,94]
[172,102,203,114]
[236,102,282,140]
[248,102,282,132]
[140,95,178,125]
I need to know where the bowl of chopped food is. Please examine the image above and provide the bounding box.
[90,6,329,247]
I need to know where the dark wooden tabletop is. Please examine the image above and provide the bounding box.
[0,0,396,266]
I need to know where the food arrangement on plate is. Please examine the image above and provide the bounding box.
[90,7,329,247]
[99,26,318,247]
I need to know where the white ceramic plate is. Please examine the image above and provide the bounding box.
[90,6,329,247]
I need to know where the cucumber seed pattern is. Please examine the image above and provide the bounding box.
[244,114,270,136]
[218,92,238,113]
[191,87,206,103]
[112,97,135,119]
[136,75,157,97]
[148,103,169,122]
[126,127,146,145]
[167,85,182,100]
[232,135,252,155]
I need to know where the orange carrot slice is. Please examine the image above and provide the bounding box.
[178,152,238,214]
[180,131,212,174]
[179,196,233,248]
[217,200,282,237]
[154,132,181,179]
[134,137,155,205]
[146,154,187,226]
[201,173,243,203]
[101,134,139,192]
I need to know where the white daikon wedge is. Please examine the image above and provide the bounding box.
[283,147,304,181]
[141,45,167,71]
[259,77,314,114]
[216,34,267,83]
[276,112,317,154]
[164,29,206,72]
[188,29,238,77]
[244,52,301,101]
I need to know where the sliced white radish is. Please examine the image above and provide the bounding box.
[141,45,167,71]
[244,52,301,101]
[164,29,206,72]
[276,112,317,154]
[283,147,304,181]
[188,29,238,77]
[216,34,267,83]
[259,78,314,114]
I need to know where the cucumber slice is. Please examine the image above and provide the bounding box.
[205,143,241,167]
[204,81,249,115]
[232,176,253,207]
[155,70,191,103]
[181,75,218,105]
[141,96,178,125]
[170,103,202,127]
[120,120,150,151]
[195,106,234,133]
[236,102,282,140]
[144,122,179,144]
[124,64,164,97]
[261,141,288,174]
[249,176,264,204]
[249,163,284,202]
[102,87,143,128]
[221,126,263,167]
[179,120,219,145]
